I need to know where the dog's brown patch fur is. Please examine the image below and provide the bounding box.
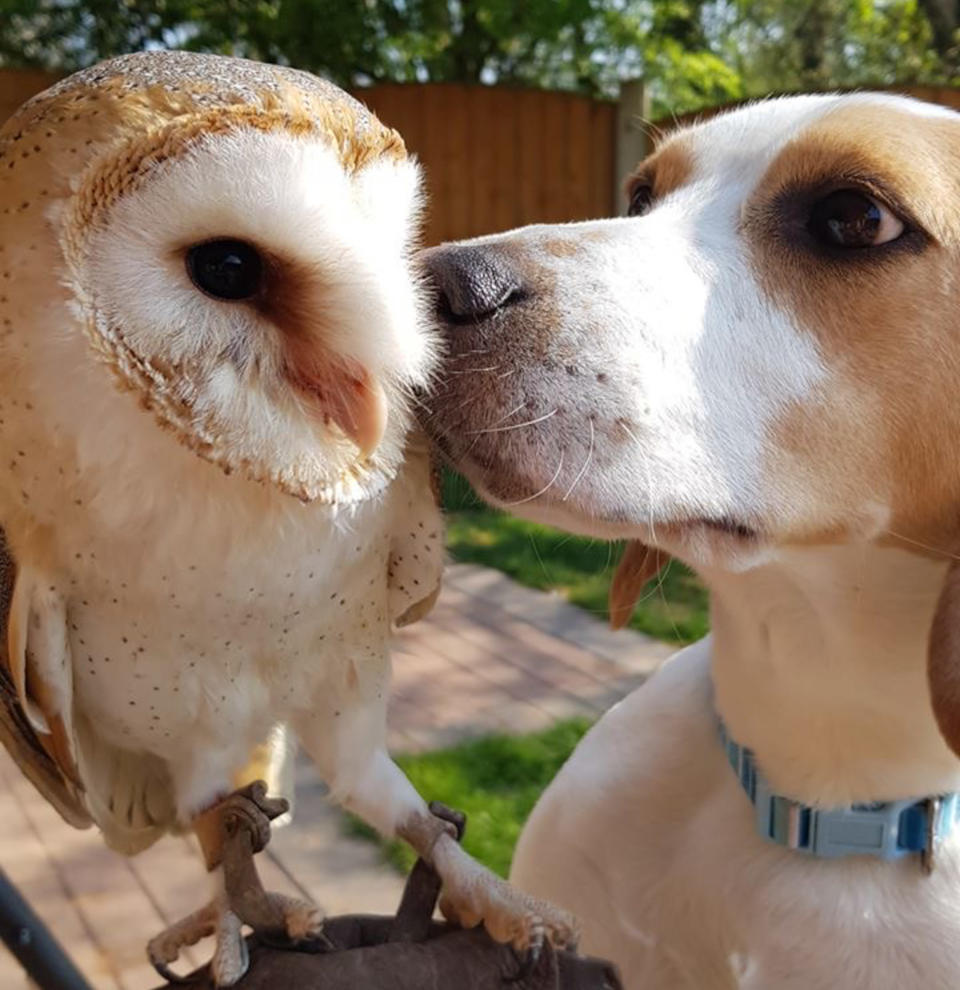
[627,136,695,202]
[744,106,960,545]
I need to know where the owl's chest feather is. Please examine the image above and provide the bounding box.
[69,515,394,755]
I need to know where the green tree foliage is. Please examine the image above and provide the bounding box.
[723,0,956,92]
[0,0,956,115]
[917,0,960,61]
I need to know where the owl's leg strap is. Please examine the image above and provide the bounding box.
[148,781,324,987]
[191,779,284,871]
[217,781,325,942]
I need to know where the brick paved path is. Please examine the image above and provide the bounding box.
[0,564,672,988]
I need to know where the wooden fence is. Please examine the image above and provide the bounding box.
[357,83,617,244]
[0,67,60,126]
[3,68,960,244]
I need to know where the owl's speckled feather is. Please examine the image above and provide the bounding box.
[5,50,404,170]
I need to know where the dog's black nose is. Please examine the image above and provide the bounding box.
[422,245,525,323]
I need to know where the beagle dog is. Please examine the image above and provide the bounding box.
[421,93,960,988]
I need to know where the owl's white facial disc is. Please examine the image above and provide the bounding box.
[70,124,432,503]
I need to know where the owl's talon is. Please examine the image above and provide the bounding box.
[209,904,247,988]
[146,899,225,983]
[146,895,257,987]
[507,935,543,985]
[528,923,544,962]
[147,904,215,981]
[216,782,325,946]
[266,891,326,942]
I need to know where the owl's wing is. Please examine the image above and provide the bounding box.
[0,531,292,850]
[0,531,175,852]
[0,529,91,828]
[388,437,446,628]
[0,531,181,852]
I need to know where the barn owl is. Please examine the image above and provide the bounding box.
[0,51,575,985]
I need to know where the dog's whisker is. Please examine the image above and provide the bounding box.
[466,408,558,436]
[528,531,551,583]
[454,392,482,414]
[450,348,490,359]
[645,460,659,548]
[656,559,683,642]
[444,365,501,376]
[490,401,528,426]
[562,419,594,502]
[503,450,565,506]
[407,393,434,415]
[882,529,960,562]
[618,420,641,446]
[460,400,530,452]
[618,420,660,545]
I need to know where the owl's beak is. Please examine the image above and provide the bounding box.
[324,368,388,458]
[290,360,388,458]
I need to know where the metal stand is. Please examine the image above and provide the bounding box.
[0,867,92,990]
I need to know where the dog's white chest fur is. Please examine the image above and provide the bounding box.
[513,645,960,990]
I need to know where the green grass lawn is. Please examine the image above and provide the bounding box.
[442,470,709,645]
[347,718,593,877]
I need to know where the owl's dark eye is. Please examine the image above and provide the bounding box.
[807,190,904,249]
[627,184,654,218]
[186,239,263,301]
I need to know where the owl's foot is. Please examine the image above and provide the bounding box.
[149,780,324,985]
[258,890,325,942]
[435,837,579,954]
[147,890,325,986]
[146,896,246,987]
[217,781,324,943]
[399,803,579,956]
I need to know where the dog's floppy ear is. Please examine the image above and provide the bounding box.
[609,541,668,630]
[928,559,960,756]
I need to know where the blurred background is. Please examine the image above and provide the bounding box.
[0,6,958,985]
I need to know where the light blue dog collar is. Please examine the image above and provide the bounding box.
[719,721,960,872]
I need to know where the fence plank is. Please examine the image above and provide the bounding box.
[444,85,471,242]
[467,83,497,239]
[541,87,568,224]
[488,86,519,235]
[566,94,592,223]
[0,69,61,128]
[591,101,617,218]
[516,88,547,232]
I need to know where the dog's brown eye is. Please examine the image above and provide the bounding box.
[627,184,654,218]
[807,190,904,249]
